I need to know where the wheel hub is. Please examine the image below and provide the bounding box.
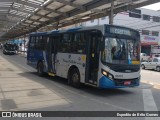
[72,73,79,83]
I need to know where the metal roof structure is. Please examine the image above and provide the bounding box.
[0,0,159,40]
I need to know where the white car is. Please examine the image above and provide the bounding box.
[141,57,160,72]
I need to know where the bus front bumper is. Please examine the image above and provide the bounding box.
[99,76,140,89]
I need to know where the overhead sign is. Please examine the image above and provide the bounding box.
[141,35,160,45]
[129,9,141,18]
[141,35,159,42]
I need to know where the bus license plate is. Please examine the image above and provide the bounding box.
[124,81,131,85]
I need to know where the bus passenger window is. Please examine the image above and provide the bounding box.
[72,33,86,54]
[29,37,35,49]
[59,34,71,53]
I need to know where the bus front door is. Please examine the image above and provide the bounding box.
[86,31,101,85]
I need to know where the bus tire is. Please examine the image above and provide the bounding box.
[37,62,45,77]
[156,66,160,72]
[69,68,81,88]
[141,64,145,69]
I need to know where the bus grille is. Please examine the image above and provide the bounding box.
[114,78,138,86]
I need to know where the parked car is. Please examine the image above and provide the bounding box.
[140,53,150,62]
[141,57,160,72]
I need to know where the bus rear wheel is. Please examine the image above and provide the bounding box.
[69,68,81,88]
[37,62,45,76]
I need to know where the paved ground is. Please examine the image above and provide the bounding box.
[0,51,160,120]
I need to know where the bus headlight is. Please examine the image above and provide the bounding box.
[102,70,108,76]
[101,69,113,80]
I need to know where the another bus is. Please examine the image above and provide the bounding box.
[27,24,141,88]
[3,43,18,55]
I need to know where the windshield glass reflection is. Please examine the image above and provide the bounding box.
[102,38,140,64]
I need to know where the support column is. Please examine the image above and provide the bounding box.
[109,0,114,25]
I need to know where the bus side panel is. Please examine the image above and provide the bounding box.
[27,49,45,69]
[56,53,86,83]
[27,48,37,69]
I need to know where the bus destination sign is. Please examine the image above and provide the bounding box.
[110,27,131,36]
[105,25,139,38]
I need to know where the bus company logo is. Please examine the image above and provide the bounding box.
[1,112,42,117]
[2,112,11,117]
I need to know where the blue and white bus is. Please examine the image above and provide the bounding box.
[27,24,141,88]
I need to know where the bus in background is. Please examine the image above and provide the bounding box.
[3,43,18,55]
[27,24,141,88]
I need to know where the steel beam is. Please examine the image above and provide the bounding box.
[15,0,67,16]
[2,0,160,39]
[0,0,13,2]
[54,0,85,10]
[0,20,17,24]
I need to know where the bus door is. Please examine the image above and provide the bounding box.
[85,30,101,85]
[47,36,58,74]
[27,36,36,66]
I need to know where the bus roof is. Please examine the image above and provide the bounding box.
[30,24,139,36]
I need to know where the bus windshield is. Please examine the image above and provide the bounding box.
[102,37,140,64]
[4,44,17,51]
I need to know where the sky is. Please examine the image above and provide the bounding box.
[141,2,160,11]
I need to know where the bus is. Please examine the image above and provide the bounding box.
[3,43,18,55]
[27,24,141,88]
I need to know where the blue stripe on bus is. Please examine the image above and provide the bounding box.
[50,30,60,34]
[67,28,81,32]
[99,76,139,88]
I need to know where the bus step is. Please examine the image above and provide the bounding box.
[85,83,97,87]
[89,80,97,84]
[48,73,56,76]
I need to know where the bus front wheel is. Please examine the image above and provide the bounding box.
[69,68,81,88]
[37,62,45,76]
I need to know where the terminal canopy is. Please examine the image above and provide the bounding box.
[0,0,159,40]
